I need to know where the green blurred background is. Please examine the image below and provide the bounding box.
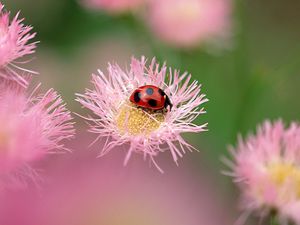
[3,0,300,215]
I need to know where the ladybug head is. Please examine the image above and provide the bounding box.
[163,93,173,111]
[129,85,173,111]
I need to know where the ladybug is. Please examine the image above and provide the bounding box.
[129,85,173,111]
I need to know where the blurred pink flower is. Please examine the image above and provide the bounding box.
[225,120,300,225]
[81,0,145,14]
[0,132,233,225]
[76,56,208,171]
[147,0,232,48]
[0,84,74,190]
[0,3,37,87]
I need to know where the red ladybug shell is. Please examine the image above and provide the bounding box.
[129,85,173,111]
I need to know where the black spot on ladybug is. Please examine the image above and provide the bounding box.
[134,92,141,103]
[148,99,157,107]
[146,88,154,95]
[158,89,165,96]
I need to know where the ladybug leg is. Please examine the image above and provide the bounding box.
[164,96,173,111]
[169,102,173,111]
[160,108,167,114]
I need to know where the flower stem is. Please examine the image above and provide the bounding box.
[270,215,278,225]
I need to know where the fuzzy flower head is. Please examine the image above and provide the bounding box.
[147,0,232,48]
[77,56,208,172]
[0,3,37,87]
[81,0,145,14]
[226,120,300,225]
[0,85,74,189]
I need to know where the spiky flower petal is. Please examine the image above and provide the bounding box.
[77,56,208,171]
[0,84,75,189]
[0,3,37,87]
[225,120,300,225]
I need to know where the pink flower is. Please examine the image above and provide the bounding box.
[0,133,233,225]
[147,0,232,48]
[225,120,300,225]
[76,56,208,172]
[0,84,74,190]
[0,3,37,87]
[81,0,145,14]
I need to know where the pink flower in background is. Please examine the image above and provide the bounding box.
[0,84,74,190]
[0,133,233,225]
[225,120,300,225]
[82,0,145,14]
[147,0,232,48]
[76,56,208,172]
[0,3,37,87]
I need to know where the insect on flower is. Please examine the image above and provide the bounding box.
[129,85,173,111]
[76,56,208,172]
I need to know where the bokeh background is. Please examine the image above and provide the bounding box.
[1,0,300,224]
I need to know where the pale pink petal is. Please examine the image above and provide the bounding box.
[76,56,208,171]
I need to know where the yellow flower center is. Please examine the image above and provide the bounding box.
[115,102,165,136]
[268,162,300,198]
